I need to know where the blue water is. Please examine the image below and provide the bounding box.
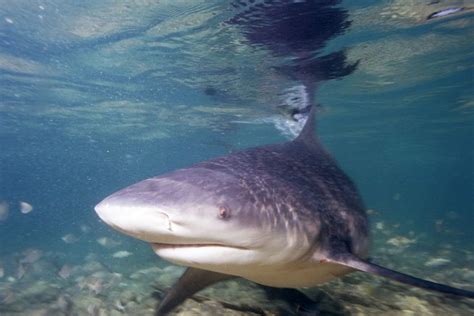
[1,1,473,315]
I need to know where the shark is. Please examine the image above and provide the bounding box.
[95,91,474,315]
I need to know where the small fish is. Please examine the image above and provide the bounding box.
[77,278,88,290]
[19,201,33,214]
[0,289,16,304]
[0,201,9,221]
[87,278,104,295]
[115,300,126,312]
[434,219,444,233]
[77,276,104,295]
[61,234,79,244]
[54,295,73,313]
[20,248,42,264]
[58,264,73,279]
[425,257,451,267]
[446,211,459,220]
[0,264,4,278]
[87,303,100,316]
[386,236,417,248]
[366,209,380,216]
[80,224,91,233]
[16,262,27,279]
[96,237,121,248]
[112,250,133,258]
[427,7,464,20]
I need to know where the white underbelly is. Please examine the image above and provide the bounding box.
[177,259,353,288]
[237,262,353,288]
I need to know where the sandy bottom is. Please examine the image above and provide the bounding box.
[1,216,473,316]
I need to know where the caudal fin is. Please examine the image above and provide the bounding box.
[329,254,474,299]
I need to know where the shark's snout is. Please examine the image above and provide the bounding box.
[94,196,172,243]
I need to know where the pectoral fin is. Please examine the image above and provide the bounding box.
[328,254,474,299]
[155,267,235,315]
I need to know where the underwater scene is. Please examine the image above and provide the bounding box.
[0,0,473,315]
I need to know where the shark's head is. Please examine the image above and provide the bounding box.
[95,165,313,274]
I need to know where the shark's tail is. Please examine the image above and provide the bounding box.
[329,254,474,298]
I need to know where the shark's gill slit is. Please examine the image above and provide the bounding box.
[157,211,172,231]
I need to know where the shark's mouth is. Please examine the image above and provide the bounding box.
[151,242,249,250]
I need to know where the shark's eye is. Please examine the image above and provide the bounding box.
[218,204,231,220]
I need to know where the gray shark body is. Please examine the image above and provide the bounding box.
[96,106,473,315]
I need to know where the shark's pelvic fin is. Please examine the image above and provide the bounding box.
[155,267,235,315]
[259,285,321,315]
[328,254,474,299]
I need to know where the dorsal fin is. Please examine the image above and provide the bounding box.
[295,103,317,144]
[295,84,318,145]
